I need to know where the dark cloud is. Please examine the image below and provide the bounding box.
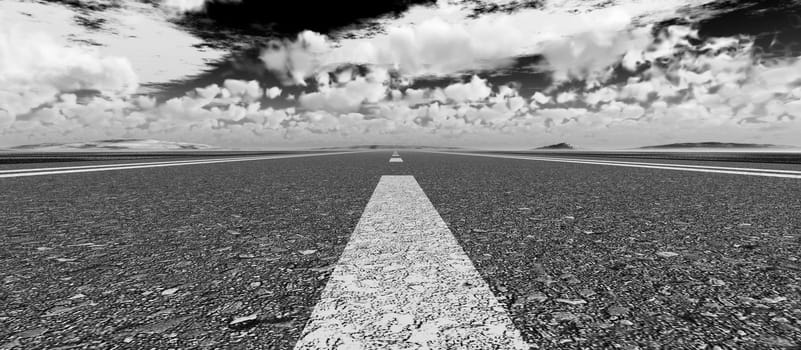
[73,13,106,31]
[150,0,438,105]
[383,55,551,98]
[147,48,301,108]
[688,0,801,58]
[39,0,161,31]
[171,0,437,49]
[39,0,119,31]
[464,0,543,19]
[41,0,125,12]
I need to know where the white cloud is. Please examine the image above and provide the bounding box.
[299,70,389,113]
[517,22,801,141]
[223,79,263,101]
[163,0,207,12]
[2,1,227,88]
[162,0,242,13]
[266,86,282,99]
[0,27,138,122]
[443,75,492,102]
[584,87,618,105]
[196,84,222,100]
[555,91,577,104]
[540,26,653,83]
[4,0,801,149]
[0,110,15,129]
[530,92,551,105]
[259,30,330,85]
[618,79,657,102]
[258,0,719,84]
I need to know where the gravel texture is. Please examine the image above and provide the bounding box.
[0,153,387,349]
[2,151,799,349]
[408,151,801,349]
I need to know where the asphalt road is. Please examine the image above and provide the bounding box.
[1,151,800,349]
[0,153,387,349]
[408,152,801,349]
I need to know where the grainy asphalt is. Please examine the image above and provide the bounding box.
[1,151,800,349]
[0,152,388,349]
[406,151,801,349]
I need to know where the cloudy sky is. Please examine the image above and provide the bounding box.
[2,0,801,149]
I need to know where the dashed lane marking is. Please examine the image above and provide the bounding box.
[0,152,365,178]
[425,151,801,179]
[294,175,528,349]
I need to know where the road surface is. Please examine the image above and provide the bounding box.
[1,151,799,349]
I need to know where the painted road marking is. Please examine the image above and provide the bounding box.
[0,152,363,179]
[525,156,801,175]
[0,156,271,174]
[389,157,404,163]
[392,151,400,157]
[294,176,528,349]
[427,152,801,179]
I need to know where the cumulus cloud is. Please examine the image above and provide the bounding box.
[443,75,492,102]
[266,87,282,99]
[298,68,389,112]
[163,0,207,12]
[0,27,138,123]
[502,23,800,143]
[259,31,330,85]
[258,0,719,84]
[4,0,801,148]
[162,0,242,13]
[555,91,577,104]
[223,79,263,101]
[530,92,552,106]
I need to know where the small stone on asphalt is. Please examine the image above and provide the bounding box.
[525,292,548,303]
[762,296,787,303]
[606,306,629,317]
[229,313,260,330]
[552,312,579,322]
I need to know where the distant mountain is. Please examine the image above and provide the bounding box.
[9,139,216,151]
[640,142,784,149]
[536,142,574,150]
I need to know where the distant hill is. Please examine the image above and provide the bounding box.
[9,139,216,151]
[536,142,574,150]
[640,142,783,149]
[317,145,463,150]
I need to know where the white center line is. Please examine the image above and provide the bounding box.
[425,151,801,179]
[0,152,363,178]
[294,176,528,349]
